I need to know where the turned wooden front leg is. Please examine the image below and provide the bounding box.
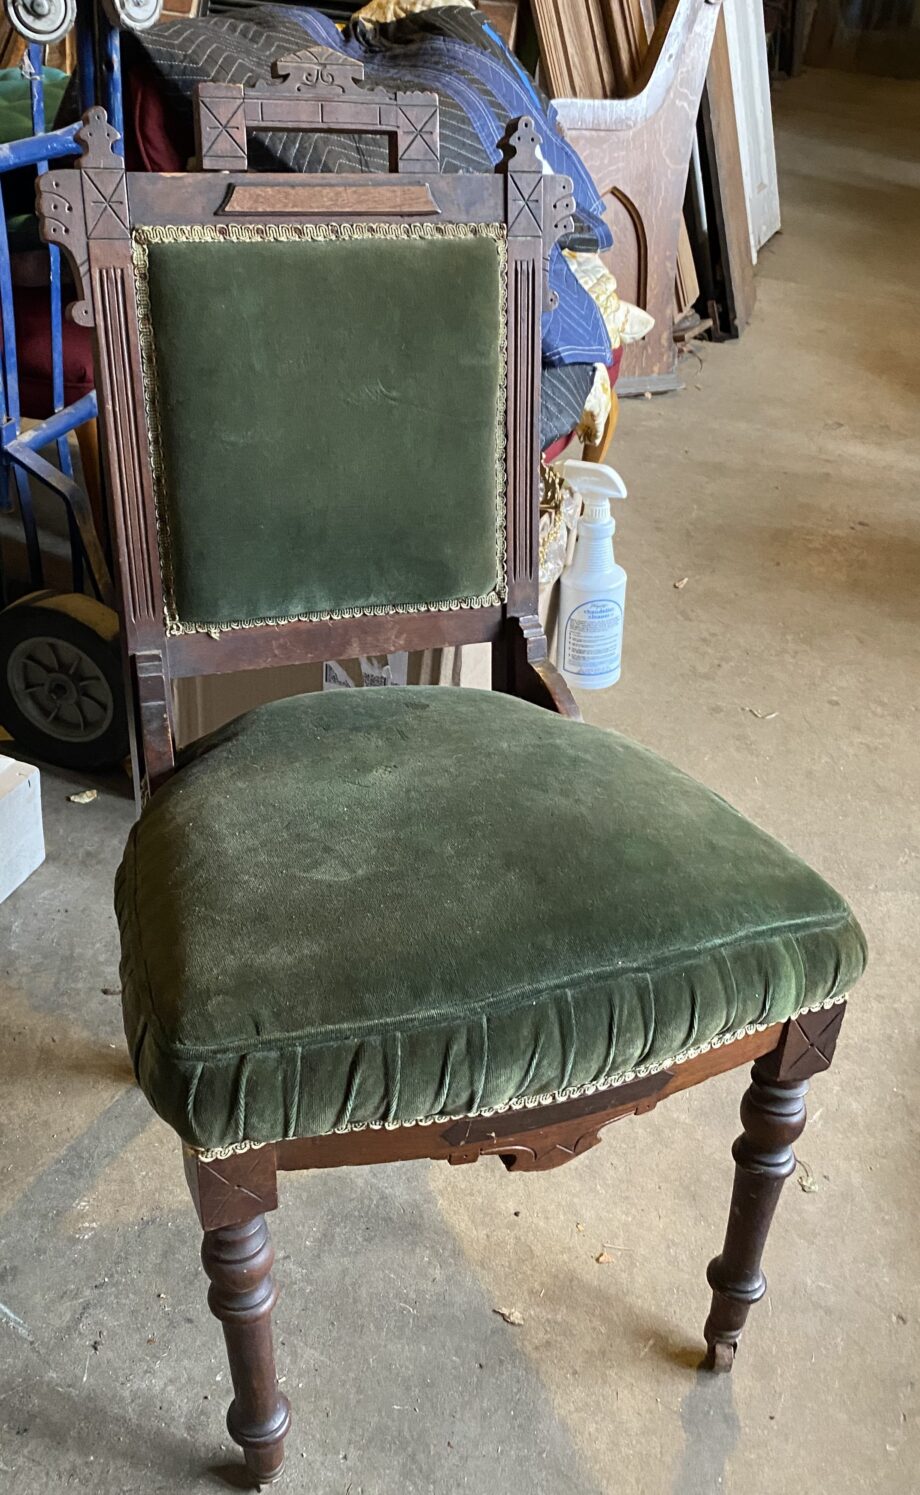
[202,1215,291,1483]
[703,1066,809,1370]
[184,1144,289,1482]
[703,1003,847,1369]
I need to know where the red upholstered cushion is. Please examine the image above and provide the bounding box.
[125,60,189,172]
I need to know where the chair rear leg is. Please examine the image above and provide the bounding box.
[703,1064,809,1370]
[202,1214,291,1482]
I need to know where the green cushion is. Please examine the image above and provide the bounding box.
[116,689,866,1152]
[0,67,69,145]
[135,227,505,630]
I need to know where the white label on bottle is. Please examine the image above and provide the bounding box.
[562,598,623,677]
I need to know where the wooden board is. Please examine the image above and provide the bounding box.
[723,0,780,260]
[698,11,756,336]
[556,0,721,391]
[529,0,618,97]
[533,0,705,381]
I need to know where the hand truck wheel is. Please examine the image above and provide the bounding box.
[0,592,128,770]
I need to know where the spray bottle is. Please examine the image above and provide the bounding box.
[557,460,628,689]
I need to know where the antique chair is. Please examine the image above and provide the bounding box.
[38,55,866,1486]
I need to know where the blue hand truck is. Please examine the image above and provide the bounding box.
[0,2,129,769]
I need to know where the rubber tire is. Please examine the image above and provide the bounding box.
[0,594,129,770]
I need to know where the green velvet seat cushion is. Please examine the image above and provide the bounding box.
[116,689,866,1152]
[137,229,505,629]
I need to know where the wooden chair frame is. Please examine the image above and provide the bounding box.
[38,53,847,1486]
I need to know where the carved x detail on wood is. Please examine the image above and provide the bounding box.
[397,105,439,166]
[82,171,130,239]
[187,1146,279,1230]
[764,1003,847,1081]
[199,97,247,164]
[508,173,544,236]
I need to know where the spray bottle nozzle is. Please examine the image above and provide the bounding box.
[561,459,628,526]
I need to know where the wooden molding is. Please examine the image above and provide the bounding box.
[197,48,440,174]
[495,613,581,718]
[37,107,131,330]
[133,650,175,792]
[218,182,439,218]
[274,1023,784,1176]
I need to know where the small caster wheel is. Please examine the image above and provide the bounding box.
[0,592,128,770]
[703,1340,736,1373]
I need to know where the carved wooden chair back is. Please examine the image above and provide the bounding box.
[38,51,576,800]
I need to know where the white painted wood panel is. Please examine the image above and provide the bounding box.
[723,0,781,260]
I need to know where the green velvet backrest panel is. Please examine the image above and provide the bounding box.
[133,225,506,632]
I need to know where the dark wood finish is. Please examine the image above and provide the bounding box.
[178,1008,845,1469]
[168,604,504,679]
[197,50,440,175]
[493,612,581,718]
[755,1001,846,1082]
[37,88,575,800]
[126,168,502,229]
[185,1143,280,1233]
[201,1216,291,1484]
[273,1022,782,1175]
[702,1006,846,1370]
[218,182,440,217]
[132,650,175,793]
[703,1067,809,1370]
[55,66,852,1485]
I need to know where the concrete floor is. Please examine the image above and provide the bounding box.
[1,68,918,1494]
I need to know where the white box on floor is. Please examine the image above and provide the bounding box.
[0,755,44,903]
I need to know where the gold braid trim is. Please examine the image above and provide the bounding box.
[193,993,848,1162]
[131,221,508,639]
